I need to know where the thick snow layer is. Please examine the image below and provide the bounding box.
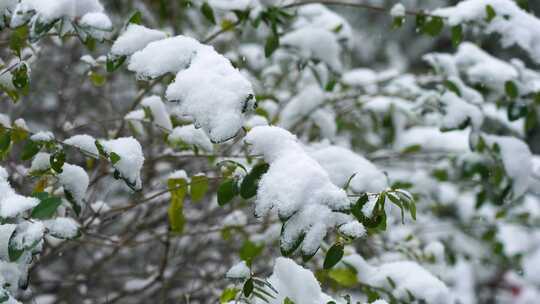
[79,12,111,30]
[141,96,172,131]
[279,84,325,130]
[58,164,89,204]
[342,68,378,87]
[390,3,406,17]
[111,24,167,56]
[128,36,201,78]
[166,47,254,142]
[254,257,336,304]
[0,168,39,218]
[344,254,453,304]
[395,127,470,152]
[129,34,255,142]
[101,137,145,190]
[293,4,353,44]
[245,126,360,256]
[30,152,51,172]
[11,221,44,250]
[225,261,250,280]
[64,134,99,156]
[43,217,79,239]
[21,0,104,21]
[168,125,213,152]
[310,145,387,193]
[281,27,342,71]
[433,0,540,63]
[439,92,483,130]
[484,135,532,197]
[30,131,54,142]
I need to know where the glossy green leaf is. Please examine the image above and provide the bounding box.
[168,178,187,233]
[31,194,62,219]
[201,2,216,24]
[243,278,254,297]
[217,179,238,206]
[324,243,344,269]
[240,163,269,199]
[21,141,41,161]
[264,33,279,58]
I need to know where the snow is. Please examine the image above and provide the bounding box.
[279,84,325,131]
[293,4,353,43]
[433,0,540,63]
[111,24,167,56]
[244,115,269,129]
[30,152,51,172]
[390,3,406,17]
[20,0,105,21]
[128,34,255,142]
[209,0,252,10]
[44,217,79,239]
[222,210,247,227]
[58,164,89,205]
[254,257,336,304]
[225,261,250,280]
[140,96,173,131]
[484,135,532,197]
[168,125,213,152]
[128,35,201,79]
[344,254,453,303]
[165,44,255,143]
[338,221,366,238]
[101,137,145,190]
[244,126,360,256]
[90,200,110,213]
[0,168,39,218]
[64,134,99,156]
[0,114,10,127]
[169,170,188,181]
[342,68,378,87]
[310,145,387,193]
[79,12,111,30]
[439,92,483,130]
[395,127,470,152]
[281,28,342,72]
[11,221,44,250]
[30,131,54,142]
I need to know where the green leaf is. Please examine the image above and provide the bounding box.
[168,178,187,233]
[323,243,344,269]
[218,179,239,206]
[240,240,264,263]
[201,2,216,24]
[505,81,519,99]
[444,80,461,96]
[392,16,405,29]
[8,245,24,262]
[485,5,496,22]
[0,131,11,153]
[451,25,463,47]
[9,26,28,57]
[89,71,106,87]
[284,298,295,304]
[220,288,240,303]
[243,278,254,297]
[507,101,528,121]
[50,151,66,173]
[106,55,127,73]
[422,16,444,36]
[264,33,279,58]
[401,144,421,154]
[190,174,209,202]
[12,62,29,90]
[21,141,41,161]
[128,11,143,24]
[240,163,269,199]
[31,194,62,219]
[327,267,358,287]
[109,152,121,165]
[280,228,304,257]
